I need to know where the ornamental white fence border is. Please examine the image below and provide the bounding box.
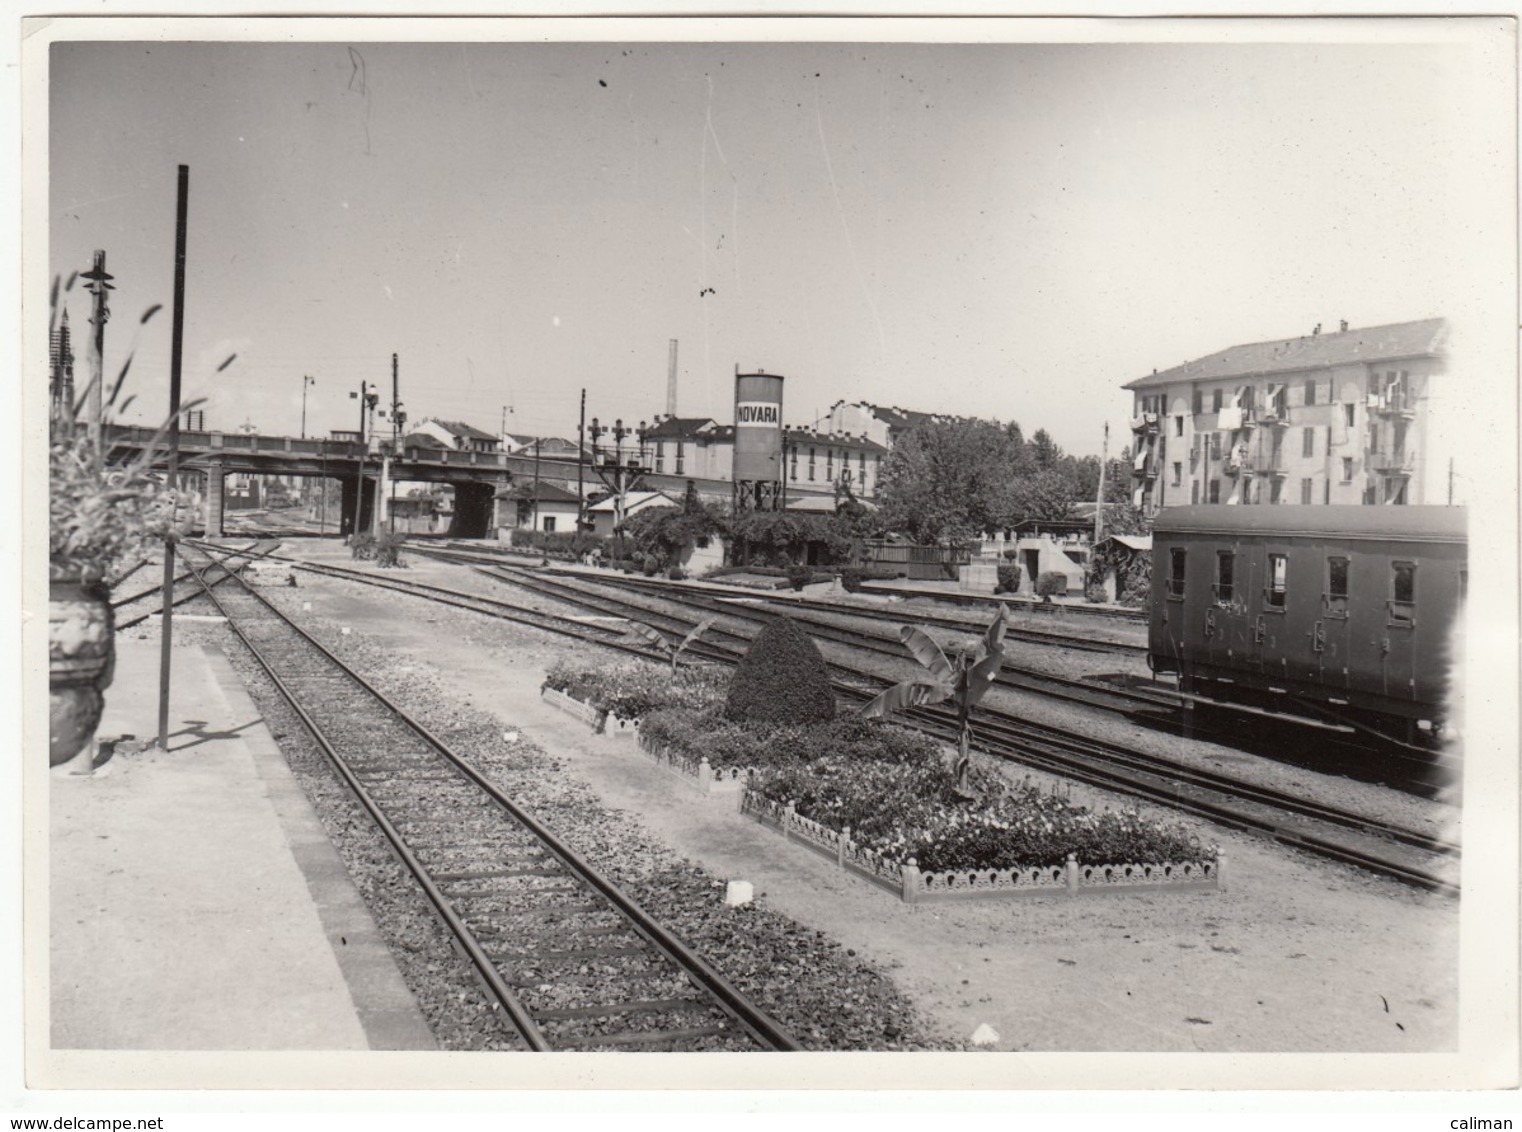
[738,788,1224,904]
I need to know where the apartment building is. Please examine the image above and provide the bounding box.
[1122,318,1448,513]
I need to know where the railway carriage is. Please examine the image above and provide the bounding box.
[1148,506,1466,746]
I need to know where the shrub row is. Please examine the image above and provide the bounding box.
[507,528,614,560]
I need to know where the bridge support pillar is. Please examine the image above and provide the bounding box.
[339,474,376,538]
[448,481,498,539]
[203,459,225,537]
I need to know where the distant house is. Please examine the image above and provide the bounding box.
[824,401,952,450]
[412,418,501,454]
[494,481,583,534]
[504,433,587,459]
[586,489,677,537]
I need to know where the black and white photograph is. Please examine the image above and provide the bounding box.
[15,11,1520,1114]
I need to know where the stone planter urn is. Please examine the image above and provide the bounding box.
[48,574,116,767]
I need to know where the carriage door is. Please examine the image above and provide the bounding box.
[1209,546,1245,671]
[1254,550,1288,678]
[1382,560,1418,703]
[1316,552,1352,691]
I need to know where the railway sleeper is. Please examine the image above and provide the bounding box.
[464,902,608,927]
[530,995,716,1022]
[546,1024,733,1050]
[433,865,563,882]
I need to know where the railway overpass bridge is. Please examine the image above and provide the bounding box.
[103,424,840,537]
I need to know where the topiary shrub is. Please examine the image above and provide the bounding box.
[725,615,836,724]
[667,565,687,581]
[1036,571,1069,602]
[839,566,865,593]
[641,554,662,577]
[1084,583,1108,604]
[785,564,810,591]
[995,563,1021,594]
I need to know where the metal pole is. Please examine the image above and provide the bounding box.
[157,166,189,752]
[82,249,111,471]
[1095,421,1108,543]
[577,388,586,531]
[532,438,542,532]
[388,353,399,533]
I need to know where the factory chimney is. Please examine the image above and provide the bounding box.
[666,338,679,418]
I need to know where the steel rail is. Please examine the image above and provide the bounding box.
[193,541,1457,889]
[178,545,799,1052]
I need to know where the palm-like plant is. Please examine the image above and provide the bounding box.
[860,606,1008,791]
[622,617,715,673]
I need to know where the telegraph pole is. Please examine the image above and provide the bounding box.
[157,166,189,752]
[80,249,113,470]
[577,388,587,530]
[532,438,543,532]
[1094,421,1108,544]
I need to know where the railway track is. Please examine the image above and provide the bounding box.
[414,544,1146,657]
[198,542,1458,894]
[176,543,798,1052]
[112,541,278,630]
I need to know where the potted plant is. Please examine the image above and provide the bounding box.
[48,424,196,769]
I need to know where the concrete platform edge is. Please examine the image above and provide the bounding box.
[198,645,436,1051]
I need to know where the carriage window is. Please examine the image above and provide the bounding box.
[1326,556,1349,615]
[1266,554,1288,609]
[1214,551,1234,604]
[1168,548,1186,599]
[1390,561,1416,624]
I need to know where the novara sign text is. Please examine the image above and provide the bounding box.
[736,402,781,428]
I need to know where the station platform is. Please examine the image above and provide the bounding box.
[48,638,435,1052]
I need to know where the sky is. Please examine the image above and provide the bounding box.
[45,28,1510,457]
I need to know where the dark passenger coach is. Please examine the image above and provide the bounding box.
[1148,505,1467,746]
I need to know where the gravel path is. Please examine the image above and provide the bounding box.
[182,540,1463,1054]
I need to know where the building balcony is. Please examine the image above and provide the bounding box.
[1368,447,1417,474]
[1370,394,1417,419]
[1130,412,1160,435]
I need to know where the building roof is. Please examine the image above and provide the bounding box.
[431,419,499,441]
[402,431,448,449]
[644,417,725,441]
[495,481,583,503]
[1123,318,1448,392]
[784,427,888,453]
[1097,534,1152,552]
[587,490,676,513]
[1151,504,1466,543]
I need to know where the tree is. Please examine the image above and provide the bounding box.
[875,419,1025,544]
[620,483,726,568]
[1030,428,1062,470]
[859,606,1007,792]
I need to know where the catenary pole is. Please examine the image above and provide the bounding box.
[157,165,189,752]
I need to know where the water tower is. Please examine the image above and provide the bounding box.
[732,367,785,512]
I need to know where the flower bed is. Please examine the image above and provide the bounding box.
[541,658,727,720]
[740,789,1224,903]
[545,660,1222,901]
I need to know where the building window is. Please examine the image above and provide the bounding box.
[1326,555,1349,616]
[1192,481,1200,504]
[1341,456,1354,483]
[1270,477,1283,504]
[859,451,866,480]
[1390,561,1416,624]
[1208,480,1220,503]
[675,442,685,476]
[655,441,665,474]
[542,516,557,533]
[1209,433,1223,460]
[1174,415,1185,437]
[1193,388,1203,416]
[790,447,798,479]
[1172,461,1182,486]
[1304,379,1316,406]
[1168,548,1187,598]
[808,447,816,482]
[1302,428,1315,458]
[1266,553,1288,609]
[1212,388,1223,413]
[826,449,834,479]
[1300,478,1313,504]
[1343,402,1356,428]
[1214,551,1235,604]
